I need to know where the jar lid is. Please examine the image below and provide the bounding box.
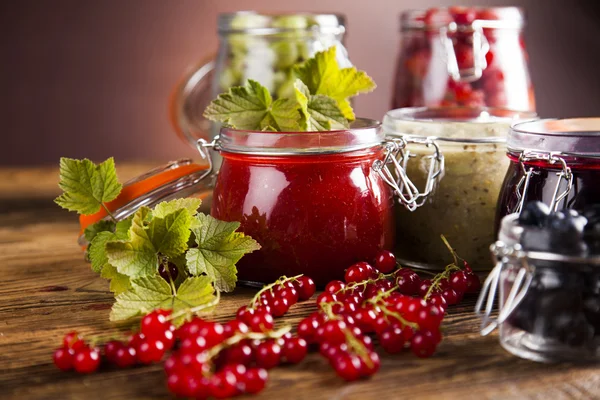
[218,12,346,35]
[508,118,600,156]
[79,159,211,236]
[218,118,383,156]
[383,107,537,144]
[401,7,524,31]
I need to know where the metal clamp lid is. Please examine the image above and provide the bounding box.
[513,150,573,214]
[475,241,534,336]
[372,137,445,211]
[441,21,490,83]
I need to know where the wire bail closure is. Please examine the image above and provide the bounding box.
[440,21,490,83]
[513,150,573,214]
[372,137,445,212]
[475,241,534,336]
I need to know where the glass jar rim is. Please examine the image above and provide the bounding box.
[508,118,600,156]
[383,107,537,144]
[218,11,346,35]
[217,118,382,156]
[400,7,524,31]
[498,213,600,267]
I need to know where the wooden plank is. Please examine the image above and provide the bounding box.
[1,167,599,400]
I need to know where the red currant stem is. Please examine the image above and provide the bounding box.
[167,289,221,322]
[319,301,344,321]
[440,234,466,266]
[335,273,395,297]
[249,274,303,308]
[376,301,419,331]
[343,327,374,369]
[204,325,292,363]
[423,263,461,300]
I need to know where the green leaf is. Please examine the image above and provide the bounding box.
[83,220,115,242]
[106,207,157,278]
[294,80,347,131]
[55,158,122,215]
[153,198,202,219]
[89,231,119,273]
[115,217,133,238]
[203,79,306,131]
[186,214,260,292]
[110,276,215,325]
[106,207,192,278]
[100,264,131,294]
[293,46,376,120]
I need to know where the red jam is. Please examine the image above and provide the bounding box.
[211,147,395,286]
[392,7,535,111]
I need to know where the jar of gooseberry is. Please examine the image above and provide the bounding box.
[392,7,535,112]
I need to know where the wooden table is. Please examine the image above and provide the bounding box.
[2,166,599,400]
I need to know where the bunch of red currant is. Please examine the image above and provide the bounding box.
[53,248,481,395]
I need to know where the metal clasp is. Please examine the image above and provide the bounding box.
[513,150,573,214]
[440,21,490,83]
[194,136,220,184]
[373,137,445,212]
[475,241,534,336]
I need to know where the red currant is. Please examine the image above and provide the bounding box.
[103,340,122,362]
[332,353,362,381]
[140,310,170,337]
[297,315,320,343]
[53,347,74,371]
[136,339,165,364]
[352,307,378,333]
[254,341,281,369]
[379,325,405,354]
[442,288,459,305]
[315,320,347,345]
[114,346,136,368]
[465,272,481,293]
[281,337,307,364]
[449,271,469,294]
[316,292,337,305]
[269,297,290,317]
[374,250,396,273]
[410,332,437,358]
[416,304,444,331]
[325,280,345,294]
[418,279,433,297]
[275,286,298,305]
[396,270,420,295]
[63,331,86,351]
[210,370,239,399]
[359,351,380,377]
[73,346,100,374]
[242,367,268,394]
[221,341,254,366]
[427,293,448,313]
[293,276,316,301]
[223,319,249,338]
[197,321,225,348]
[344,262,371,283]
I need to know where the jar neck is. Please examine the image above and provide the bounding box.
[218,12,346,36]
[400,7,524,32]
[221,146,384,164]
[508,152,600,170]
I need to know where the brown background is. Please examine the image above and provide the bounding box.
[2,0,599,166]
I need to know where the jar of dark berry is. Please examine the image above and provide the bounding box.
[392,7,535,112]
[381,106,536,271]
[208,119,395,286]
[496,118,600,231]
[477,212,600,363]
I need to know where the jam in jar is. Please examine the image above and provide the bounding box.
[209,120,395,286]
[392,7,535,112]
[382,107,536,271]
[496,118,600,229]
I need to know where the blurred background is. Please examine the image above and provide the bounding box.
[2,0,599,166]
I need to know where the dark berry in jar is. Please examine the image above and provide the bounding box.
[518,201,550,228]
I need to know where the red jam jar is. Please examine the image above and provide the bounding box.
[208,119,395,286]
[496,118,600,227]
[392,7,535,112]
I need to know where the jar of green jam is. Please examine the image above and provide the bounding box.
[381,107,536,271]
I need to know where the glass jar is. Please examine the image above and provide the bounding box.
[78,159,213,247]
[476,214,600,363]
[382,107,536,271]
[208,120,395,286]
[392,7,535,112]
[170,12,349,148]
[496,118,600,229]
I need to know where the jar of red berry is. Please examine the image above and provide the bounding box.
[392,7,535,112]
[496,118,600,230]
[206,119,396,287]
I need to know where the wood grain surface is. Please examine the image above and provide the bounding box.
[1,166,599,400]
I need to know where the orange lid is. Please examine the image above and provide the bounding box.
[79,159,211,236]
